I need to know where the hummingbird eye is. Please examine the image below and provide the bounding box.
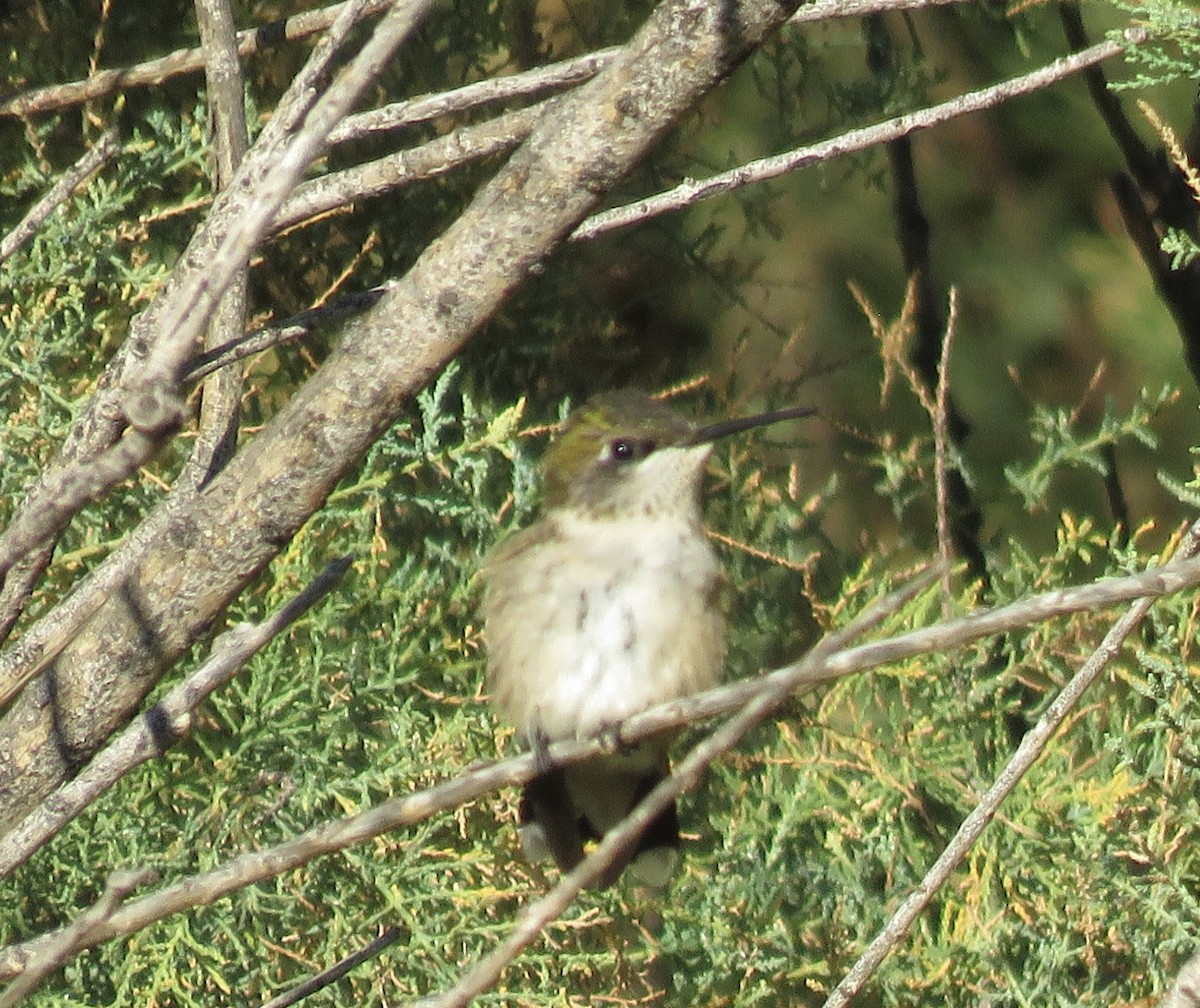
[606,437,656,464]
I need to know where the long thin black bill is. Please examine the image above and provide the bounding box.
[690,404,817,445]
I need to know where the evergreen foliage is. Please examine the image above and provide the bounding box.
[1,0,1200,1005]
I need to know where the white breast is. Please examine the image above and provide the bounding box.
[482,512,725,741]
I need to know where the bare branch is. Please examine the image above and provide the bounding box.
[1058,3,1160,189]
[572,32,1144,242]
[0,0,397,119]
[819,519,1200,1008]
[328,49,619,145]
[322,0,973,144]
[0,0,395,599]
[0,137,122,645]
[273,106,543,233]
[0,129,120,265]
[0,413,183,589]
[0,868,157,1007]
[182,285,392,384]
[1059,4,1200,391]
[0,747,548,980]
[0,0,966,124]
[185,0,251,489]
[0,555,352,880]
[789,0,965,20]
[0,0,428,644]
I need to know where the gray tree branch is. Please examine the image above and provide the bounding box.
[4,541,1200,982]
[185,0,251,489]
[0,555,351,880]
[0,0,806,843]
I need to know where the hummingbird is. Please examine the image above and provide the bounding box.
[480,389,814,887]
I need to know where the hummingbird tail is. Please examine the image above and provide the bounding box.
[519,768,585,873]
[518,761,681,888]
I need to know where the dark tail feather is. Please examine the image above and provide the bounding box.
[520,768,585,872]
[521,765,682,887]
[630,771,680,856]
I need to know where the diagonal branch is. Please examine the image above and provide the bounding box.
[0,555,352,880]
[820,517,1200,1008]
[0,0,397,118]
[5,543,1200,981]
[572,31,1144,241]
[0,0,807,854]
[0,868,157,1008]
[0,129,120,265]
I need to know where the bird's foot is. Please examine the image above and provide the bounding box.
[527,724,554,773]
[597,719,633,755]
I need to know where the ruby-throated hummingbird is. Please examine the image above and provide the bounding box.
[480,389,814,887]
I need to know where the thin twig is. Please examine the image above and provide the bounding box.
[820,518,1200,1008]
[5,548,1200,980]
[186,0,250,489]
[0,555,352,880]
[414,568,941,1008]
[572,32,1145,242]
[0,416,183,588]
[182,285,393,384]
[1138,99,1200,205]
[0,129,120,265]
[0,590,107,713]
[933,288,958,614]
[273,105,543,233]
[0,868,157,1007]
[260,928,403,1008]
[327,50,618,145]
[789,0,964,20]
[0,0,397,118]
[323,0,968,144]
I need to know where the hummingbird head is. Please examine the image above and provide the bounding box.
[543,389,703,520]
[542,389,816,521]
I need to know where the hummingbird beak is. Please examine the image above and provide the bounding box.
[689,404,817,446]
